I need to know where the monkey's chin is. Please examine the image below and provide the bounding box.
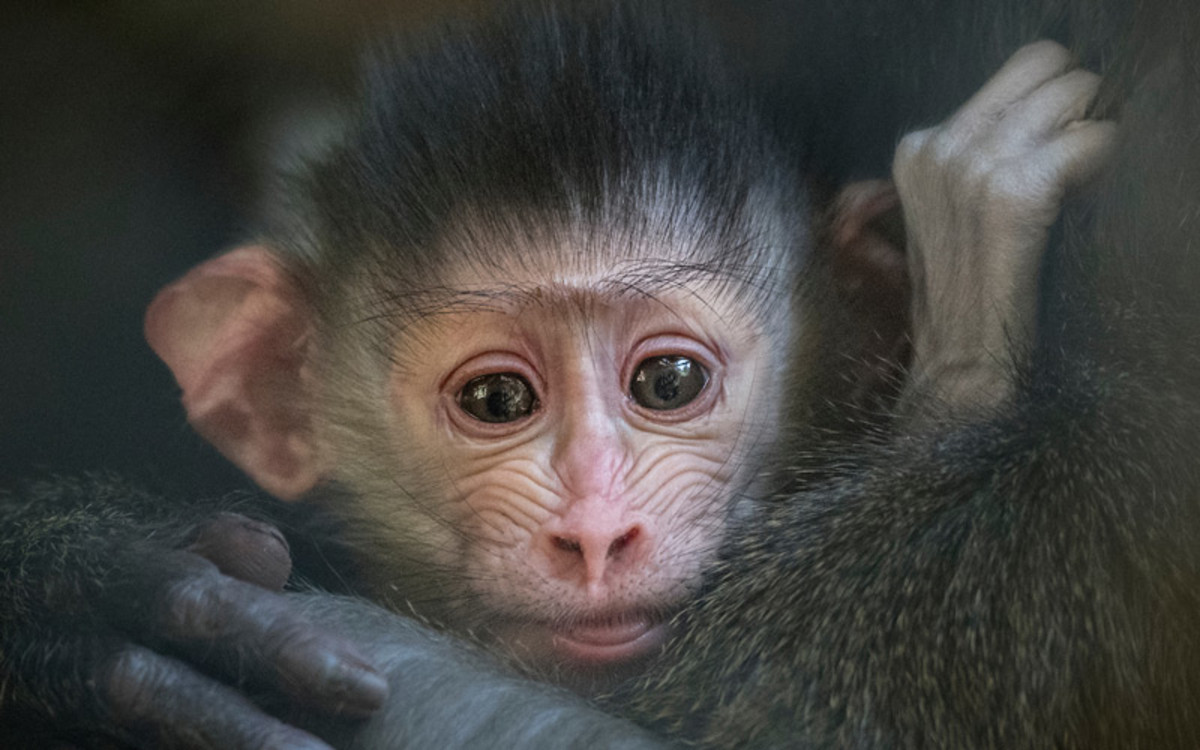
[550,619,669,665]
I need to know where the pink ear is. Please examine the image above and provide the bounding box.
[145,246,323,500]
[828,180,908,313]
[826,180,912,399]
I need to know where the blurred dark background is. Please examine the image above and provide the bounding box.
[0,1,489,494]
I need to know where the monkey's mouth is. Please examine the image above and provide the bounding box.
[550,615,669,664]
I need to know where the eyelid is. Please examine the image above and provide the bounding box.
[441,351,544,399]
[622,334,722,423]
[457,372,539,423]
[623,333,721,386]
[441,352,546,438]
[630,355,710,410]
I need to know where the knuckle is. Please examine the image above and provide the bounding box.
[259,616,312,653]
[982,172,1054,220]
[961,157,998,188]
[98,646,175,722]
[1017,39,1071,68]
[927,134,966,167]
[895,129,930,161]
[972,165,1024,203]
[964,149,1039,192]
[158,569,229,639]
[1058,69,1102,100]
[895,128,963,183]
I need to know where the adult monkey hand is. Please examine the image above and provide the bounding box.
[0,483,386,750]
[895,40,1115,412]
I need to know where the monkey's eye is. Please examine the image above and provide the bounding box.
[630,356,708,411]
[458,373,539,423]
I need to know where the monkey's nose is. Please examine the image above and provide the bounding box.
[552,525,640,557]
[549,523,644,587]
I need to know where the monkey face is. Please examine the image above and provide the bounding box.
[329,251,785,677]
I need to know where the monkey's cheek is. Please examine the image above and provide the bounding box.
[549,619,670,665]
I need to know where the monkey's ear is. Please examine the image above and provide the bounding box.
[827,179,911,384]
[144,246,323,500]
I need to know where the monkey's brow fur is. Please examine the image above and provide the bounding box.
[357,258,796,325]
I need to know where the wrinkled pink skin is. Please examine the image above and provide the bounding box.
[376,275,783,675]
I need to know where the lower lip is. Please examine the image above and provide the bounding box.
[551,619,669,664]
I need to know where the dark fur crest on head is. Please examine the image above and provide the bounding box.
[274,1,810,325]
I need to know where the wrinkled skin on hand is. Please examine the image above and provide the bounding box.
[894,40,1115,411]
[0,482,386,750]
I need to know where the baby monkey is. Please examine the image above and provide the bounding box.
[0,4,1115,749]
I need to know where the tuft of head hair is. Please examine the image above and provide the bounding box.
[272,1,808,320]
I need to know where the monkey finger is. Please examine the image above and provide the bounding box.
[1035,119,1119,191]
[952,40,1073,130]
[98,644,335,750]
[186,511,293,591]
[993,68,1102,146]
[102,552,389,717]
[165,576,390,717]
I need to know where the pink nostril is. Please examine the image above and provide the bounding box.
[607,526,639,556]
[551,525,641,560]
[553,536,582,554]
[546,517,647,586]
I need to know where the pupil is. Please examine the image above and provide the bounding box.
[630,355,707,411]
[458,372,536,423]
[654,370,681,402]
[487,388,516,419]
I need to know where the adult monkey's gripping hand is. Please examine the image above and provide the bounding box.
[895,40,1116,412]
[0,477,386,750]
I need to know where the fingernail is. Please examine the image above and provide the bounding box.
[348,662,388,715]
[333,664,390,717]
[268,731,337,750]
[230,513,291,554]
[320,646,390,716]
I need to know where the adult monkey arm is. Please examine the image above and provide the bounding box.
[284,594,667,750]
